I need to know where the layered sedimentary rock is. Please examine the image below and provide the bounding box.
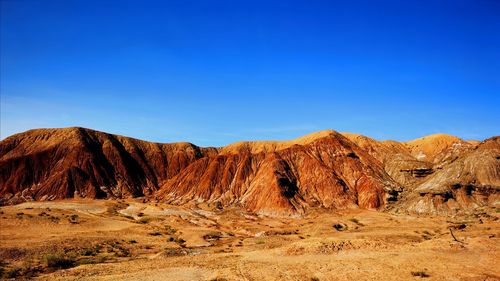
[341,133,430,187]
[1,127,498,215]
[398,137,500,214]
[157,131,400,215]
[0,128,399,214]
[343,132,500,214]
[0,128,217,204]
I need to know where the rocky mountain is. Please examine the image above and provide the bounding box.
[157,130,399,215]
[397,136,500,215]
[1,127,498,215]
[0,128,217,204]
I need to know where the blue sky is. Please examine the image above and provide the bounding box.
[1,0,499,146]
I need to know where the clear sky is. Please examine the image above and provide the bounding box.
[1,0,499,146]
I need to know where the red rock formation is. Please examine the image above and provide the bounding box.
[0,127,216,204]
[157,131,400,215]
[0,128,399,214]
[1,127,498,215]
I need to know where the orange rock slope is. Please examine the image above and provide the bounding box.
[1,127,498,215]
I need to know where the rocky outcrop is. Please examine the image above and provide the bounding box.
[404,133,476,163]
[0,128,217,204]
[397,137,500,215]
[341,133,431,188]
[343,132,499,215]
[157,131,400,215]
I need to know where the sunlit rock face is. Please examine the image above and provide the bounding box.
[396,137,500,215]
[1,127,498,215]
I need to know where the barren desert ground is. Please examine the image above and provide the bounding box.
[0,199,498,281]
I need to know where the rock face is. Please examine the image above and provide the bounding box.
[157,131,399,215]
[342,132,500,215]
[397,137,500,215]
[0,128,217,204]
[0,127,498,215]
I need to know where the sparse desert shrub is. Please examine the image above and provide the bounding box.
[77,256,106,265]
[411,271,430,277]
[129,240,137,244]
[44,254,76,269]
[0,265,39,279]
[149,232,162,236]
[164,225,177,234]
[203,232,223,241]
[49,215,60,222]
[114,246,131,257]
[4,267,21,278]
[163,247,187,257]
[80,247,98,256]
[256,240,265,244]
[311,277,320,281]
[76,258,95,265]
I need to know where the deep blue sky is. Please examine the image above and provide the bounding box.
[1,0,499,146]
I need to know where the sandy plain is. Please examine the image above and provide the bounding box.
[0,199,499,280]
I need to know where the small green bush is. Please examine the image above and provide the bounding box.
[77,256,106,265]
[44,254,76,269]
[80,247,98,256]
[5,268,21,278]
[164,225,177,234]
